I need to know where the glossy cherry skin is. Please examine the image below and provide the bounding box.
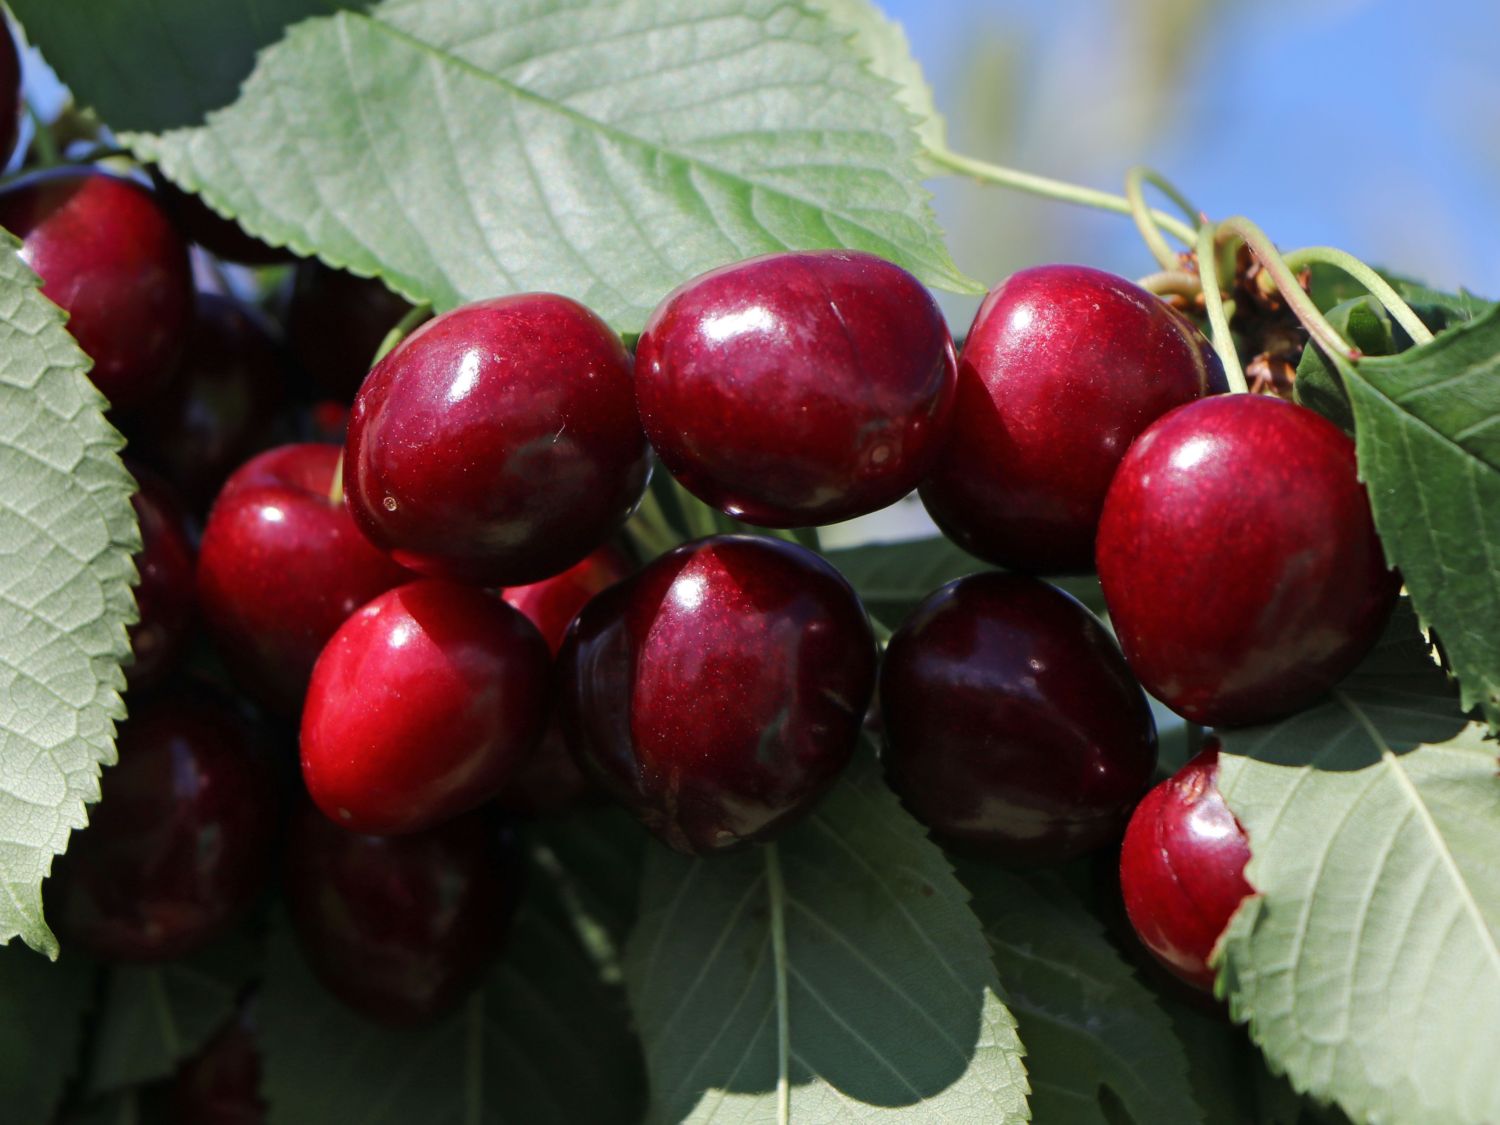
[283,803,521,1024]
[1120,743,1254,991]
[122,294,287,513]
[496,544,632,816]
[0,167,193,411]
[635,250,957,527]
[346,294,651,586]
[1096,394,1400,727]
[197,444,414,715]
[559,535,876,854]
[286,262,413,400]
[301,579,550,834]
[48,695,277,961]
[167,1008,266,1125]
[127,466,196,692]
[0,19,20,168]
[920,265,1227,574]
[880,572,1158,863]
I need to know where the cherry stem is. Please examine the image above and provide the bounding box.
[1125,166,1200,271]
[1136,269,1203,299]
[23,104,59,169]
[328,452,345,506]
[372,302,431,367]
[1280,246,1435,346]
[627,489,681,557]
[1195,223,1248,394]
[928,147,1199,249]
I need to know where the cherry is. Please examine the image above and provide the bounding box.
[152,171,294,267]
[121,294,287,513]
[345,294,651,586]
[0,17,20,168]
[880,572,1158,862]
[1096,394,1399,727]
[48,693,277,961]
[635,250,956,527]
[496,544,632,817]
[166,1007,266,1125]
[197,444,414,716]
[559,534,876,854]
[301,579,550,835]
[285,262,413,400]
[0,167,192,411]
[283,803,521,1024]
[1119,743,1254,992]
[127,465,195,692]
[920,264,1226,574]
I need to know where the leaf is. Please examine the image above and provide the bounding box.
[0,232,138,956]
[1294,297,1396,434]
[624,748,1029,1123]
[1334,305,1500,725]
[1216,602,1500,1125]
[0,943,95,1123]
[956,863,1202,1125]
[112,0,979,333]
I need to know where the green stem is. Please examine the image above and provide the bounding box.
[327,453,345,506]
[1125,166,1200,271]
[1196,223,1247,394]
[765,843,792,1125]
[628,488,683,557]
[1215,217,1358,362]
[372,302,431,366]
[929,147,1199,248]
[1281,246,1435,346]
[24,104,58,168]
[1136,269,1203,300]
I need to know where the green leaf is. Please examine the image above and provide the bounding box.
[115,0,978,332]
[0,233,138,956]
[1294,297,1396,434]
[0,944,95,1122]
[1216,602,1500,1125]
[624,749,1029,1123]
[956,863,1202,1125]
[1334,306,1500,724]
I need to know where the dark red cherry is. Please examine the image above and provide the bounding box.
[880,572,1158,862]
[121,295,286,513]
[197,444,414,715]
[0,18,20,168]
[1096,394,1399,727]
[635,250,956,527]
[166,1007,266,1125]
[0,167,193,411]
[346,294,651,586]
[152,171,294,267]
[559,535,876,854]
[127,466,195,692]
[920,264,1226,574]
[283,803,521,1024]
[1119,743,1254,991]
[301,579,550,835]
[48,694,277,961]
[285,262,413,400]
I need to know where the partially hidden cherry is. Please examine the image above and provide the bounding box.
[152,171,294,267]
[0,167,193,410]
[48,694,277,961]
[920,264,1226,574]
[635,250,956,527]
[345,294,651,586]
[559,534,876,854]
[880,572,1158,862]
[1096,394,1399,727]
[166,1007,266,1125]
[127,465,196,692]
[301,579,550,834]
[285,262,413,400]
[284,803,521,1024]
[1119,743,1254,991]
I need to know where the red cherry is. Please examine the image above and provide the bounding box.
[920,264,1226,574]
[880,572,1158,862]
[502,543,633,654]
[345,294,651,586]
[559,535,876,854]
[635,250,956,527]
[48,694,277,961]
[301,580,550,835]
[0,19,20,167]
[285,262,413,400]
[0,167,193,411]
[197,444,414,715]
[283,803,521,1024]
[1096,394,1399,727]
[166,1007,266,1125]
[127,466,196,692]
[1119,743,1254,991]
[152,172,295,267]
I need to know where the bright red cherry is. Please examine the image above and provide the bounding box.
[880,572,1158,862]
[1096,394,1399,727]
[559,535,876,854]
[345,294,651,586]
[301,580,549,834]
[197,444,414,715]
[0,167,193,410]
[48,694,277,961]
[1119,743,1254,991]
[127,466,195,692]
[0,18,20,168]
[283,803,520,1024]
[166,1007,266,1125]
[153,171,294,267]
[920,264,1226,574]
[285,262,413,400]
[635,250,956,527]
[122,295,287,513]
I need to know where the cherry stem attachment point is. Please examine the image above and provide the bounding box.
[1125,166,1200,272]
[1195,223,1248,395]
[372,302,432,367]
[1280,246,1435,346]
